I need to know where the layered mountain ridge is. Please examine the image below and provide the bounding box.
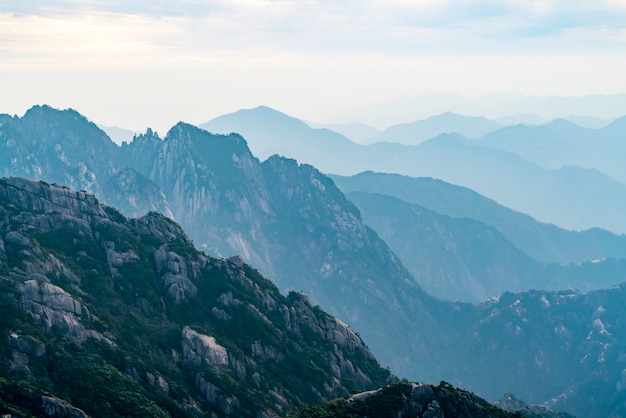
[4,105,626,415]
[200,105,626,233]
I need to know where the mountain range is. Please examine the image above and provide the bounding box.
[199,105,626,233]
[474,117,626,184]
[0,177,571,418]
[334,92,626,128]
[4,105,626,416]
[330,171,626,265]
[372,112,503,145]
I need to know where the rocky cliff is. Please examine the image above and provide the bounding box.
[0,178,391,417]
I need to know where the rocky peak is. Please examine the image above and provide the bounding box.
[0,105,117,197]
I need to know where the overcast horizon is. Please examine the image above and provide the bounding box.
[2,1,626,133]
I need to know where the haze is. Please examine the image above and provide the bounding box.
[2,1,626,133]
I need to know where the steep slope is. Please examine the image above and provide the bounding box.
[0,177,392,417]
[374,112,503,145]
[119,123,277,275]
[102,167,174,219]
[258,157,450,360]
[0,105,117,197]
[332,171,626,264]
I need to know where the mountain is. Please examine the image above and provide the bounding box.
[345,191,626,302]
[199,105,626,233]
[288,381,571,418]
[374,112,503,145]
[304,121,380,144]
[564,115,612,129]
[6,105,626,416]
[0,105,117,197]
[443,285,626,417]
[118,123,450,376]
[199,105,364,175]
[401,133,626,233]
[5,185,626,417]
[494,113,546,126]
[332,171,626,264]
[0,177,392,417]
[336,92,626,128]
[0,106,446,377]
[475,117,626,185]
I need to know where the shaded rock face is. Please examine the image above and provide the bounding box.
[0,178,391,417]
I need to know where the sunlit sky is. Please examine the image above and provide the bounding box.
[2,0,626,133]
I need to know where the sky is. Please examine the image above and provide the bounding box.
[2,0,626,133]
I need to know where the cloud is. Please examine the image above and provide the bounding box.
[2,0,626,129]
[3,0,625,72]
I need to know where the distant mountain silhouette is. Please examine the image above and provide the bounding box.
[564,115,612,129]
[199,106,363,175]
[98,124,136,145]
[201,106,626,233]
[346,190,626,302]
[476,116,626,184]
[373,112,503,145]
[494,113,546,125]
[304,120,380,144]
[332,171,626,264]
[338,92,626,128]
